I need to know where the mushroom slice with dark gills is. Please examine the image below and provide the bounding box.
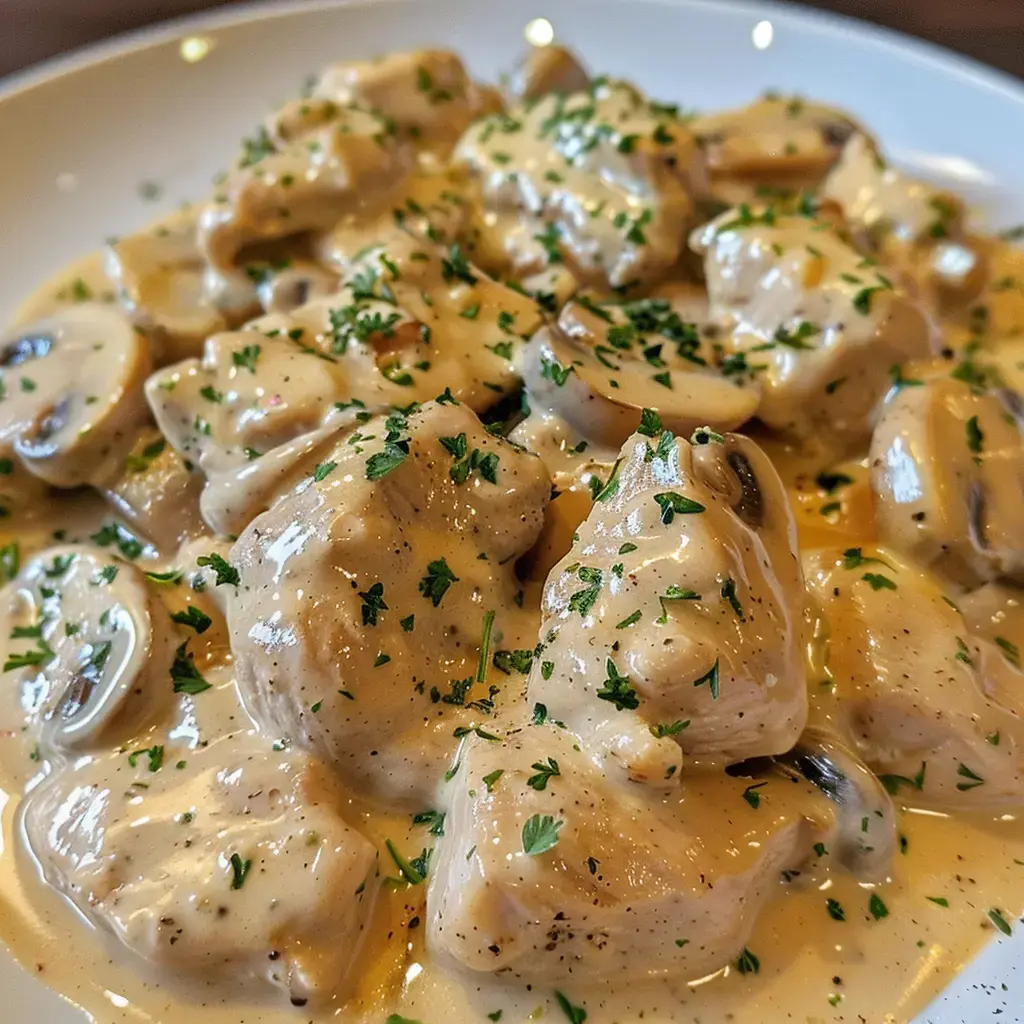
[455,78,706,289]
[0,305,152,488]
[227,399,551,808]
[805,547,1024,808]
[525,421,807,786]
[506,43,590,101]
[869,377,1024,589]
[198,105,413,274]
[0,545,176,753]
[427,724,837,984]
[691,95,864,205]
[728,727,897,881]
[519,287,759,450]
[691,204,935,443]
[104,208,259,365]
[22,736,377,1007]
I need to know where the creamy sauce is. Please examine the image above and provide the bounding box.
[0,39,1023,1024]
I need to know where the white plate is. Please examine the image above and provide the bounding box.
[0,1,1022,1020]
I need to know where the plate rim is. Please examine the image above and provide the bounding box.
[2,0,1024,110]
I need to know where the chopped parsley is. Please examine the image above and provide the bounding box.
[522,814,563,856]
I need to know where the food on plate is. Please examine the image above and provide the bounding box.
[1,34,1023,1024]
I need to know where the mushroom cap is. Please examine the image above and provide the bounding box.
[692,95,862,203]
[507,43,590,101]
[520,295,759,448]
[0,545,175,753]
[0,305,152,488]
[870,376,1024,588]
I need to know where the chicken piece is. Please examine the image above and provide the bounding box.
[519,289,759,449]
[99,427,205,551]
[805,547,1024,808]
[692,205,935,442]
[869,377,1024,589]
[146,327,346,480]
[318,168,471,273]
[147,234,544,534]
[823,134,964,250]
[0,545,176,753]
[104,209,259,364]
[316,49,488,153]
[22,737,377,1007]
[959,582,1024,718]
[526,421,807,784]
[455,78,705,289]
[692,95,862,205]
[427,725,835,983]
[506,43,590,101]
[199,106,413,272]
[228,399,550,807]
[0,305,152,488]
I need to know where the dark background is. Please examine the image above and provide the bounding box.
[2,0,1022,80]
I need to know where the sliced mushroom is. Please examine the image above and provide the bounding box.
[100,427,206,550]
[198,106,413,273]
[23,736,377,1006]
[254,258,339,314]
[777,729,896,880]
[869,377,1024,589]
[228,399,551,807]
[428,725,836,983]
[520,292,759,448]
[692,95,863,204]
[456,78,705,289]
[692,205,935,442]
[805,547,1024,808]
[0,305,152,488]
[0,545,175,752]
[526,423,807,786]
[104,209,259,364]
[315,49,488,153]
[507,43,590,101]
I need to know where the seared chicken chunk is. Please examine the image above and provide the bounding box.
[527,421,807,784]
[870,377,1024,589]
[456,78,705,289]
[315,49,490,153]
[692,205,935,441]
[147,233,543,534]
[23,738,377,1007]
[228,400,550,807]
[199,106,413,272]
[428,725,836,983]
[806,547,1024,808]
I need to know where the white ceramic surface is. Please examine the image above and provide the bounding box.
[0,0,1022,1020]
